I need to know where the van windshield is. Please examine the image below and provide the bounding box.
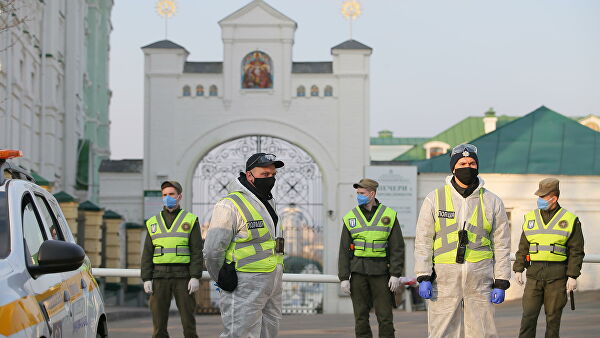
[0,191,9,259]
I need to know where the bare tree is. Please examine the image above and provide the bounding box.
[0,0,25,33]
[0,0,27,73]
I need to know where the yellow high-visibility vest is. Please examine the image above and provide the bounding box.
[523,208,576,262]
[224,192,283,272]
[433,185,493,264]
[146,210,198,264]
[343,204,397,258]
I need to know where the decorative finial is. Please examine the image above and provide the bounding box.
[341,0,362,39]
[156,0,177,39]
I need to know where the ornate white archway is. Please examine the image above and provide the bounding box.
[192,135,324,253]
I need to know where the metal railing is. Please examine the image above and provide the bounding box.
[91,254,600,280]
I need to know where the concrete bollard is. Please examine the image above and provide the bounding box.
[125,222,144,285]
[78,201,104,268]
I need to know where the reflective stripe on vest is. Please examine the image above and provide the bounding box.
[433,185,493,264]
[343,204,397,258]
[145,210,198,264]
[224,192,280,272]
[523,208,576,262]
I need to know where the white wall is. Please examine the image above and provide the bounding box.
[99,171,144,224]
[142,1,371,314]
[0,0,91,195]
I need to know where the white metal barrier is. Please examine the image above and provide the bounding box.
[91,268,341,282]
[92,254,600,280]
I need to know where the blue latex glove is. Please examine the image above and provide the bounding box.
[418,281,433,299]
[491,288,505,304]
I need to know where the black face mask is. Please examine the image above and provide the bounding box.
[251,175,276,196]
[454,167,479,186]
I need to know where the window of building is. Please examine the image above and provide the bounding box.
[20,60,24,83]
[310,85,319,97]
[241,50,273,89]
[324,85,333,97]
[196,85,204,96]
[423,141,451,159]
[297,86,305,97]
[209,85,218,96]
[182,85,191,97]
[429,147,445,158]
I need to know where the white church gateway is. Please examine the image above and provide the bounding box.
[140,0,371,313]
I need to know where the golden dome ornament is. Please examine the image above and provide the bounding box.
[156,0,177,38]
[341,0,362,39]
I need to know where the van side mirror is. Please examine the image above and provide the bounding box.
[29,240,85,276]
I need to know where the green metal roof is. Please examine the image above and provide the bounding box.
[103,210,123,219]
[78,200,102,211]
[53,191,77,203]
[393,114,519,161]
[370,137,428,146]
[125,222,144,229]
[496,115,519,128]
[30,171,51,186]
[394,117,485,161]
[416,106,600,175]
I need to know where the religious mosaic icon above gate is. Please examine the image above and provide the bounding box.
[241,50,273,89]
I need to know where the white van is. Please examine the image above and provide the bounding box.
[0,150,107,337]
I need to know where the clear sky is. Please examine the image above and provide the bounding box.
[109,0,600,159]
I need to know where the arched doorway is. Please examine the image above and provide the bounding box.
[192,135,324,313]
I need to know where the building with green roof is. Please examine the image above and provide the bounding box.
[391,109,518,162]
[416,106,600,175]
[369,130,428,161]
[373,108,598,164]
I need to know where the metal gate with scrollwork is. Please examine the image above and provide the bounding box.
[192,136,324,313]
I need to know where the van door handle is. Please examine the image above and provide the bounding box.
[81,278,87,289]
[63,290,70,302]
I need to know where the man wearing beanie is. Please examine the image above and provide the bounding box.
[414,144,511,337]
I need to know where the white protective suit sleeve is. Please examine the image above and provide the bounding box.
[414,192,437,277]
[489,194,511,281]
[203,199,241,281]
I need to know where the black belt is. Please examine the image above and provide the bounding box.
[529,261,567,266]
[153,264,189,272]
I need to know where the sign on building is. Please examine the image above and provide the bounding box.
[365,166,417,237]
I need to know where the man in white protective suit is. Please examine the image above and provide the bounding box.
[414,143,511,338]
[204,153,285,338]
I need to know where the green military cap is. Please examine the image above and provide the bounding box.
[534,178,559,197]
[353,178,379,191]
[161,180,183,194]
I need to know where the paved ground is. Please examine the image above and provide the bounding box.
[107,290,600,337]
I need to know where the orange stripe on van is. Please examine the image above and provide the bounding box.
[0,268,99,336]
[0,295,45,336]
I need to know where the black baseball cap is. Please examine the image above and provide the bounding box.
[246,153,284,171]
